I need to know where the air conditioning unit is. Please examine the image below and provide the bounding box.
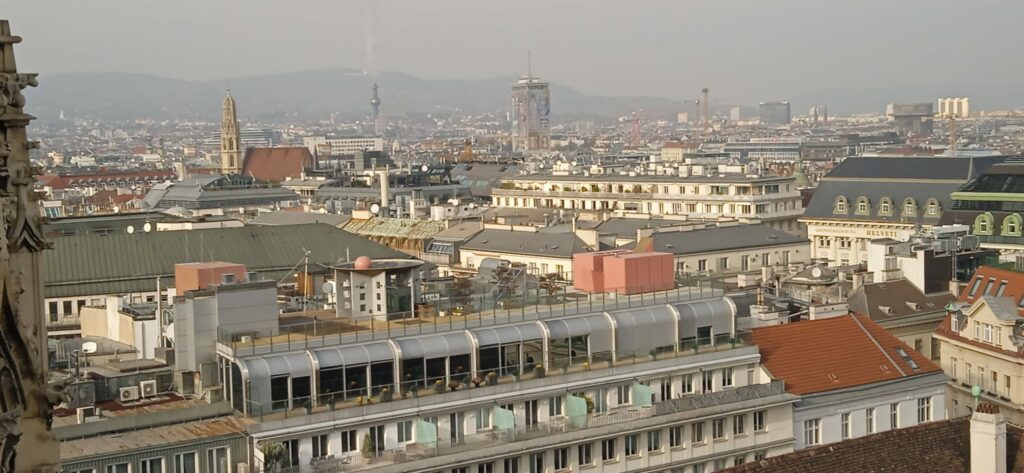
[239,335,253,344]
[140,380,158,398]
[119,386,140,403]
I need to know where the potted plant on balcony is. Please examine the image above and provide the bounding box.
[361,433,375,461]
[379,387,393,402]
[534,365,546,378]
[261,441,289,472]
[486,371,498,385]
[434,379,446,394]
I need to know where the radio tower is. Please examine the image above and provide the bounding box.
[701,88,710,124]
[631,111,641,146]
[370,83,383,136]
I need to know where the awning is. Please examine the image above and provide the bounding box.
[396,332,472,359]
[543,313,613,353]
[313,341,395,369]
[471,322,543,347]
[261,353,313,378]
[242,358,271,408]
[610,306,676,356]
[674,297,735,339]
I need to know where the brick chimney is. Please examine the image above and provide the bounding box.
[972,403,1006,473]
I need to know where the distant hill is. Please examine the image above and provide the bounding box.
[22,69,687,123]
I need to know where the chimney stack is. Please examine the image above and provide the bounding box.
[971,403,1007,473]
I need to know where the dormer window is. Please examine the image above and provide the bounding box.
[1003,213,1022,237]
[926,199,940,217]
[834,196,849,214]
[879,198,893,216]
[975,213,994,236]
[856,197,870,215]
[902,198,917,217]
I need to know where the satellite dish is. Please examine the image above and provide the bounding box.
[448,198,460,206]
[81,341,98,354]
[370,203,381,214]
[126,225,135,234]
[143,222,153,233]
[421,164,429,172]
[321,281,336,294]
[811,267,823,278]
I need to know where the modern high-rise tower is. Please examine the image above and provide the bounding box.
[220,90,242,174]
[511,74,550,152]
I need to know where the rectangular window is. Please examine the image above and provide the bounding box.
[669,425,684,447]
[529,453,544,473]
[554,447,569,470]
[890,403,900,429]
[734,456,746,466]
[682,374,694,394]
[714,459,728,471]
[917,397,932,423]
[63,300,73,315]
[712,418,726,440]
[718,257,729,271]
[692,422,706,444]
[866,408,875,434]
[503,458,519,473]
[106,464,130,473]
[578,443,592,466]
[702,371,713,393]
[549,396,563,417]
[969,278,983,296]
[207,448,228,473]
[477,462,493,473]
[753,410,766,432]
[140,458,162,473]
[617,384,631,405]
[601,438,616,461]
[647,430,661,452]
[722,367,734,387]
[754,451,767,462]
[841,412,851,440]
[341,429,357,453]
[454,467,468,473]
[691,463,705,473]
[660,377,673,401]
[312,434,329,458]
[477,407,491,430]
[804,419,821,446]
[624,434,639,456]
[698,259,707,272]
[398,420,413,443]
[733,414,746,436]
[174,452,197,473]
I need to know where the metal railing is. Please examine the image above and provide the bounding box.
[242,332,750,420]
[217,277,730,356]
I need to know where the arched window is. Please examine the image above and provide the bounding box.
[834,196,848,214]
[856,197,870,214]
[975,213,994,235]
[1003,214,1022,237]
[879,197,893,216]
[926,199,941,217]
[902,198,917,217]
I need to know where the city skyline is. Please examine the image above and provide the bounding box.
[5,0,1023,108]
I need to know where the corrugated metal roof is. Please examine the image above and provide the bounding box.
[59,416,247,460]
[43,223,409,298]
[344,217,447,239]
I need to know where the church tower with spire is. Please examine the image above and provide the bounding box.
[220,90,242,175]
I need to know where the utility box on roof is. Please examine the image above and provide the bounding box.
[573,251,674,295]
[175,262,248,292]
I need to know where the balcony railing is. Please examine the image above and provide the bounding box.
[217,278,730,357]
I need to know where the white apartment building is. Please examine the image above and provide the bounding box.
[215,296,798,473]
[304,136,385,156]
[492,172,803,234]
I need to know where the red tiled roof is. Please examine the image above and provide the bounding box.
[241,147,313,182]
[38,170,176,189]
[751,314,941,395]
[723,417,1024,473]
[960,266,1024,315]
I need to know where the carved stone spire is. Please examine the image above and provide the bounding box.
[0,19,62,473]
[220,90,241,175]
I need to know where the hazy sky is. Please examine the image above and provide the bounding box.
[5,0,1020,102]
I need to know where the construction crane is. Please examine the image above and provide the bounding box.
[948,114,958,155]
